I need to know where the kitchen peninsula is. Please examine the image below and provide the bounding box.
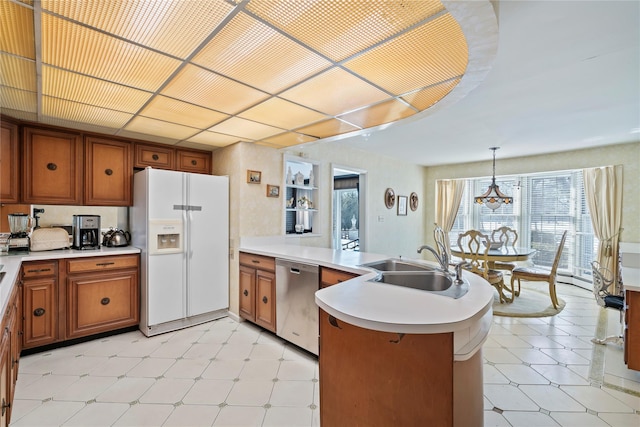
[239,240,494,427]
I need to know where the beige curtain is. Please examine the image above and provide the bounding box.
[435,179,465,253]
[583,165,623,293]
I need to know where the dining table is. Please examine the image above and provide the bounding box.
[450,246,537,302]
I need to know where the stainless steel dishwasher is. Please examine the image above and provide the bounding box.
[275,259,320,355]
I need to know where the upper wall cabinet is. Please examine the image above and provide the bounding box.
[134,143,175,170]
[284,156,319,236]
[134,142,211,174]
[177,149,210,174]
[84,137,133,206]
[22,127,83,205]
[1,121,20,203]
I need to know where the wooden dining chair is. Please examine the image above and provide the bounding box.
[457,230,508,303]
[510,230,568,308]
[491,226,519,271]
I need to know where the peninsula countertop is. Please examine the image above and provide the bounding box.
[239,242,495,360]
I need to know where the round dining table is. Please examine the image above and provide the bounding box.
[450,246,537,302]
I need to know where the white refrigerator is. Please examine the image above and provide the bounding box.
[132,168,229,337]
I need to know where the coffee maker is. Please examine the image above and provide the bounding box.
[7,213,31,252]
[72,215,101,250]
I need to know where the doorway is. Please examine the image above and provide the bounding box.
[332,165,366,252]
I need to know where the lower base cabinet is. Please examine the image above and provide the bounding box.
[239,253,277,332]
[1,282,21,426]
[625,290,640,370]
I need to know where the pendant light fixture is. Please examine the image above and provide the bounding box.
[474,147,513,210]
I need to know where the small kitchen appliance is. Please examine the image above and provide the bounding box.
[30,227,71,252]
[72,215,101,250]
[102,227,131,247]
[7,213,31,252]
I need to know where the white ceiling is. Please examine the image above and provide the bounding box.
[337,0,640,166]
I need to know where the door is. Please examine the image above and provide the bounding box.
[186,173,229,317]
[146,169,186,325]
[332,166,366,252]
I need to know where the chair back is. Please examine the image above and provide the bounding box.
[491,226,518,247]
[457,230,490,279]
[591,260,613,308]
[433,224,450,259]
[549,230,568,276]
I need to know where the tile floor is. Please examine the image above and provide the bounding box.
[9,282,640,427]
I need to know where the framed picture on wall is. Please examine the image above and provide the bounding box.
[397,195,408,216]
[247,170,261,184]
[266,184,280,197]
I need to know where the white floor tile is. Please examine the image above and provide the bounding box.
[518,385,585,411]
[53,375,117,401]
[125,357,175,378]
[201,359,245,380]
[225,379,274,406]
[96,377,155,403]
[138,377,194,404]
[495,364,551,385]
[212,405,265,426]
[163,357,210,379]
[484,384,540,411]
[62,402,130,426]
[162,404,221,427]
[10,400,84,427]
[239,359,280,380]
[270,380,314,407]
[263,406,314,427]
[181,379,234,405]
[532,364,591,385]
[502,410,562,427]
[14,374,80,400]
[561,385,637,413]
[111,403,173,427]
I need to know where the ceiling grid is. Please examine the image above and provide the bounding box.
[0,0,470,149]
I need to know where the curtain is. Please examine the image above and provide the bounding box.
[435,179,465,254]
[583,165,623,294]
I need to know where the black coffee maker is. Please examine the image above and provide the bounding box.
[72,215,101,249]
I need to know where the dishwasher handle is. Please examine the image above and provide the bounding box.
[289,267,301,275]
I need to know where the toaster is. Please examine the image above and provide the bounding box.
[30,227,71,252]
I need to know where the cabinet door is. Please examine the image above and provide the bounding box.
[0,121,19,203]
[625,290,640,370]
[67,270,139,339]
[255,269,276,332]
[84,137,132,206]
[134,143,175,170]
[22,278,58,349]
[22,127,83,205]
[239,266,256,321]
[176,149,210,174]
[0,329,8,427]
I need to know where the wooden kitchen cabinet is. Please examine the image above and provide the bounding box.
[0,284,20,426]
[624,290,640,370]
[22,127,83,205]
[0,326,9,427]
[134,142,175,170]
[21,261,59,349]
[84,136,133,206]
[177,149,210,174]
[65,255,139,339]
[319,309,454,427]
[0,121,19,203]
[239,252,277,332]
[320,267,359,289]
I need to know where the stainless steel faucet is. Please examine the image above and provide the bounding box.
[417,243,449,271]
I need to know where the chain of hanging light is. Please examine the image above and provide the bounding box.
[474,147,513,210]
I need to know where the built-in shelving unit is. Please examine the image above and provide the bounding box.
[284,156,319,236]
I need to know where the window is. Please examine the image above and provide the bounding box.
[449,169,596,283]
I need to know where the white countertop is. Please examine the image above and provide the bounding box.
[239,243,495,360]
[0,247,141,322]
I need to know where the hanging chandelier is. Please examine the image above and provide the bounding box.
[474,147,513,210]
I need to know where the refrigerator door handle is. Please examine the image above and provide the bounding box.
[173,204,188,211]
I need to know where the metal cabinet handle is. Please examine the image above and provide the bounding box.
[243,289,249,296]
[2,398,10,416]
[27,268,51,273]
[101,297,110,305]
[105,168,113,176]
[96,262,115,267]
[251,260,260,264]
[47,162,57,171]
[33,308,45,317]
[262,296,268,304]
[152,154,159,160]
[191,160,197,165]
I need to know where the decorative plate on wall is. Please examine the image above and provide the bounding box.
[410,192,419,211]
[384,188,395,209]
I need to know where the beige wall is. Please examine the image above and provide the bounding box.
[212,140,427,315]
[423,142,640,246]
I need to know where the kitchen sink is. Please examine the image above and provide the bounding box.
[369,271,469,299]
[359,258,434,272]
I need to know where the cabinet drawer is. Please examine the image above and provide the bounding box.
[321,267,359,288]
[22,261,57,278]
[239,252,275,272]
[134,143,175,170]
[67,255,139,273]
